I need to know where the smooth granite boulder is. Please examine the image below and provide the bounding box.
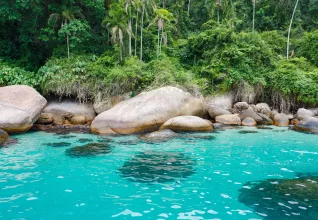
[255,103,271,116]
[0,85,47,133]
[239,107,263,123]
[215,114,241,125]
[140,129,178,142]
[297,108,315,120]
[207,105,232,119]
[36,113,54,125]
[42,101,96,125]
[294,117,318,133]
[91,87,206,135]
[160,116,213,132]
[274,113,290,127]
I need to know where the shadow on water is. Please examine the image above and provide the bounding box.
[58,135,76,139]
[77,138,93,143]
[257,126,274,130]
[119,151,196,183]
[238,174,318,219]
[180,133,216,142]
[65,142,113,157]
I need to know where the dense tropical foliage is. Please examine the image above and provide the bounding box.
[0,0,317,110]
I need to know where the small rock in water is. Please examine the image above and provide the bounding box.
[238,130,258,134]
[77,138,93,143]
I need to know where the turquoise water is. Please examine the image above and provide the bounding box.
[1,127,318,219]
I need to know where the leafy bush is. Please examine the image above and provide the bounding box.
[298,30,318,66]
[0,63,41,88]
[269,58,318,104]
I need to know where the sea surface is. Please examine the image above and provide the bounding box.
[1,127,318,219]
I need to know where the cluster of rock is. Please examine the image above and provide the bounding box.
[0,85,318,146]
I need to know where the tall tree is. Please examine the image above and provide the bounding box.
[48,5,84,58]
[252,0,256,32]
[287,0,300,59]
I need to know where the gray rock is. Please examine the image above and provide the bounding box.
[160,116,213,132]
[239,107,263,123]
[207,105,232,119]
[233,102,249,113]
[258,113,273,125]
[294,117,318,133]
[255,103,271,116]
[297,108,315,120]
[93,93,131,114]
[0,85,47,133]
[0,129,9,145]
[36,113,54,125]
[274,113,290,127]
[204,93,233,110]
[242,117,257,126]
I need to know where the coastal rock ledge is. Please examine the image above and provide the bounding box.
[0,85,47,133]
[91,86,205,135]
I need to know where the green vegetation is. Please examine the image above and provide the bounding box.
[0,0,317,109]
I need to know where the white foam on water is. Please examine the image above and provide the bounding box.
[296,184,307,187]
[112,209,143,218]
[162,187,174,191]
[177,210,205,220]
[226,211,232,215]
[243,186,251,189]
[256,212,267,217]
[146,199,152,203]
[288,201,298,205]
[243,171,252,174]
[231,209,252,216]
[158,213,169,218]
[281,168,294,172]
[207,210,218,214]
[278,202,292,209]
[220,194,231,199]
[26,197,38,201]
[171,205,181,209]
[57,176,64,179]
[65,189,72,193]
[298,206,307,210]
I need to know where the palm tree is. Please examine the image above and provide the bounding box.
[216,0,222,23]
[134,0,143,57]
[103,3,132,61]
[124,0,136,56]
[48,5,84,59]
[151,8,174,59]
[287,0,300,59]
[140,0,156,61]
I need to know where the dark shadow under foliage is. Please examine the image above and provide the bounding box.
[238,175,318,220]
[118,151,196,183]
[65,142,113,158]
[46,142,71,148]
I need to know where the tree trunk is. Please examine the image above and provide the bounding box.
[140,6,145,61]
[135,10,138,57]
[287,0,299,59]
[129,6,132,56]
[252,0,255,32]
[67,34,70,59]
[160,29,164,55]
[157,27,160,59]
[188,0,191,14]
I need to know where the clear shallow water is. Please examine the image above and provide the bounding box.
[1,127,318,220]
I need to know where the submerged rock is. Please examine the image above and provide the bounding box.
[238,130,258,134]
[91,86,206,135]
[160,116,213,132]
[77,138,93,143]
[181,134,216,141]
[65,143,112,157]
[0,129,9,146]
[119,151,196,183]
[239,176,318,219]
[294,117,318,133]
[46,142,72,147]
[140,129,178,142]
[0,85,47,133]
[274,113,290,127]
[215,114,241,125]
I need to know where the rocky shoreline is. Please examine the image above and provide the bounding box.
[0,85,317,146]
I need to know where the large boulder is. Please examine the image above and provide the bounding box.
[241,117,257,126]
[258,113,273,125]
[93,93,131,114]
[207,105,232,119]
[160,116,213,132]
[297,108,315,120]
[91,87,206,135]
[205,93,233,110]
[232,102,249,113]
[0,85,47,133]
[36,113,54,125]
[294,117,318,133]
[239,107,263,123]
[273,113,290,127]
[0,129,9,145]
[42,101,96,125]
[215,114,241,125]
